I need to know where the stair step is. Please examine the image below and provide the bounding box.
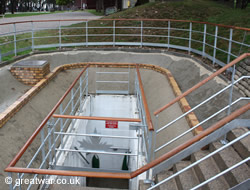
[173,161,200,190]
[139,180,151,190]
[210,141,250,187]
[49,184,118,190]
[192,150,230,190]
[156,170,178,190]
[227,127,250,166]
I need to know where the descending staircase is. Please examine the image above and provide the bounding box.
[140,127,250,190]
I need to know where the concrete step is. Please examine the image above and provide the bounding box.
[210,141,250,187]
[191,150,230,190]
[173,161,200,190]
[139,180,151,190]
[155,170,178,190]
[227,127,250,166]
[49,184,117,190]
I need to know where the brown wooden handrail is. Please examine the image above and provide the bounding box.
[154,53,250,115]
[131,103,250,177]
[5,103,249,179]
[5,167,131,179]
[7,64,90,168]
[136,64,154,131]
[53,114,141,122]
[0,19,249,31]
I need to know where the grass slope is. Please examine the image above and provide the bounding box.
[107,0,250,28]
[0,0,249,63]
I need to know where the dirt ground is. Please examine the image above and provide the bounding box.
[0,50,248,189]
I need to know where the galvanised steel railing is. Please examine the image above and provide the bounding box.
[0,19,249,66]
[4,63,156,190]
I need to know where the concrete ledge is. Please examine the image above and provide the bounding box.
[0,62,203,135]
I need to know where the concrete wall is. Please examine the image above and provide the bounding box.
[235,58,250,97]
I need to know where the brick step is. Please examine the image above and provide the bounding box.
[155,170,178,190]
[191,150,230,190]
[173,161,200,190]
[227,127,250,166]
[210,141,250,187]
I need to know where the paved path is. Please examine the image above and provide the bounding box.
[0,11,102,35]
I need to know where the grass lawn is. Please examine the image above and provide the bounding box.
[86,9,104,16]
[0,11,66,19]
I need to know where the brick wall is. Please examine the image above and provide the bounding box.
[10,63,50,86]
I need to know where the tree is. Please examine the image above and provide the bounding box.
[56,0,73,6]
[0,0,6,15]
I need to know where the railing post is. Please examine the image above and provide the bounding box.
[80,75,82,100]
[140,20,143,48]
[145,130,153,183]
[113,20,116,47]
[59,104,63,144]
[152,114,158,161]
[59,21,61,49]
[40,127,46,169]
[227,28,233,64]
[13,23,17,56]
[213,26,218,66]
[189,22,192,54]
[7,172,13,190]
[86,68,89,96]
[71,88,74,113]
[17,173,21,190]
[51,118,57,168]
[31,21,34,51]
[221,63,236,144]
[168,20,171,50]
[47,122,53,166]
[202,24,207,58]
[86,21,88,47]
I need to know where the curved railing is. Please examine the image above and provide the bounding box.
[0,19,249,66]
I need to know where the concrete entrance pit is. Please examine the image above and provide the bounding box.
[55,95,139,189]
[1,50,249,190]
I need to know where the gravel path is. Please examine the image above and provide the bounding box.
[0,11,102,35]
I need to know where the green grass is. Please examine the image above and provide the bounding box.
[0,0,249,63]
[86,9,104,16]
[1,11,66,19]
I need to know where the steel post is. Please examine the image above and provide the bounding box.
[213,26,218,66]
[202,24,207,57]
[141,20,143,47]
[113,20,116,47]
[86,21,88,47]
[168,21,170,50]
[59,21,61,49]
[31,22,34,51]
[8,172,13,190]
[40,128,46,169]
[189,22,192,54]
[227,29,233,64]
[13,24,17,56]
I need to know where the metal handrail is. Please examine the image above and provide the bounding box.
[154,53,250,115]
[6,64,90,168]
[130,103,250,178]
[52,114,142,122]
[136,64,154,131]
[149,131,250,190]
[0,19,250,31]
[5,103,250,180]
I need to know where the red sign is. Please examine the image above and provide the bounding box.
[105,120,118,129]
